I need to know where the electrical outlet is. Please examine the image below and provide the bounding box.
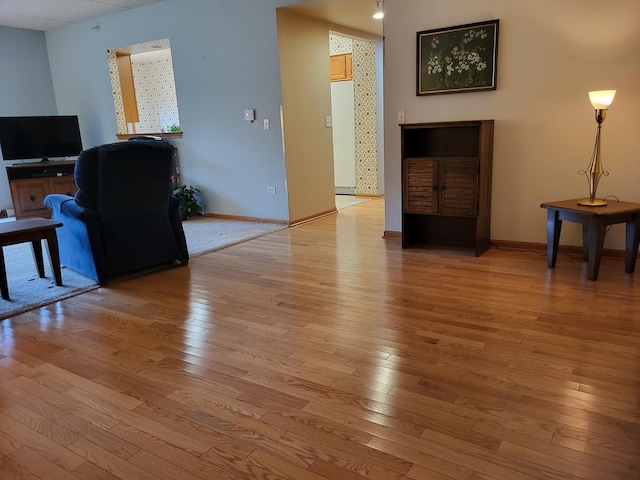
[267,186,276,194]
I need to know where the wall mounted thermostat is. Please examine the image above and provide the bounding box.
[244,109,255,122]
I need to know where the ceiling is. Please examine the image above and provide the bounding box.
[0,0,382,35]
[282,0,383,36]
[0,0,165,31]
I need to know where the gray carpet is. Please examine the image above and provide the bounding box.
[0,216,286,319]
[0,243,99,320]
[182,216,286,257]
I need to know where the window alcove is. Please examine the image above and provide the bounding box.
[107,38,182,139]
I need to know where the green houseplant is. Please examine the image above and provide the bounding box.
[173,184,203,220]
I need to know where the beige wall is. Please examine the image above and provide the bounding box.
[383,0,640,250]
[277,10,336,223]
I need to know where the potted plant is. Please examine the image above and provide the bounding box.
[173,184,203,220]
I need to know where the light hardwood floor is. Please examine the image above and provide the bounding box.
[1,198,639,479]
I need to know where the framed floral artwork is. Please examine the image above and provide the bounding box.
[417,19,499,96]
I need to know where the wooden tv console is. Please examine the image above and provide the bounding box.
[6,160,77,219]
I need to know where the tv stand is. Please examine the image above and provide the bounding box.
[6,160,77,219]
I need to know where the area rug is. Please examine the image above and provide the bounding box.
[0,243,99,320]
[182,216,287,257]
[0,216,286,319]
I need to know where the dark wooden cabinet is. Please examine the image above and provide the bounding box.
[401,120,494,256]
[6,161,77,219]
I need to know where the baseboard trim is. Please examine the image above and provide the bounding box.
[383,235,629,259]
[490,239,628,259]
[335,186,356,195]
[356,193,384,198]
[204,213,288,225]
[290,208,337,227]
[383,230,401,239]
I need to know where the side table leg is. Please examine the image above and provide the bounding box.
[586,217,607,281]
[582,224,589,262]
[625,218,640,273]
[546,209,562,268]
[31,239,45,278]
[0,248,8,300]
[45,231,63,286]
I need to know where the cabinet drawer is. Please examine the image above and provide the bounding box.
[10,179,50,217]
[8,173,77,219]
[50,177,78,197]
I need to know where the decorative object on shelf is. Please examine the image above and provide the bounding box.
[165,123,181,133]
[577,89,616,207]
[0,208,15,218]
[417,19,499,96]
[173,184,203,220]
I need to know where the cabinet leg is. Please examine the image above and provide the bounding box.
[546,209,562,268]
[45,231,63,286]
[585,217,606,281]
[0,248,8,300]
[31,239,45,278]
[625,219,640,273]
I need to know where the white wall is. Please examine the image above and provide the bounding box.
[45,0,305,222]
[383,0,640,250]
[331,81,356,190]
[0,26,58,210]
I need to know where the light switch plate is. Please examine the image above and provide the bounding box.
[244,109,255,122]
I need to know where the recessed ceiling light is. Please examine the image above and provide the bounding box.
[373,1,384,19]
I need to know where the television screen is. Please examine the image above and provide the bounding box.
[0,115,83,162]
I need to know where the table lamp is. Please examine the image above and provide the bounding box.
[577,89,616,206]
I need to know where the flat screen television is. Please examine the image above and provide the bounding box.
[0,115,83,162]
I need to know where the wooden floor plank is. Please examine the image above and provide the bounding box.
[0,199,638,479]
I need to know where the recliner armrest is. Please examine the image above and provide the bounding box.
[44,193,106,284]
[45,194,97,222]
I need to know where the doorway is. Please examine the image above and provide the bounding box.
[329,32,382,208]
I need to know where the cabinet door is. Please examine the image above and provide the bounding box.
[330,54,353,82]
[49,177,78,197]
[116,53,139,124]
[404,158,438,214]
[10,179,49,218]
[439,158,478,216]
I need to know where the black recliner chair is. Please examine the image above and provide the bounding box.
[44,140,188,285]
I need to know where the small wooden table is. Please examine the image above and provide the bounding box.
[540,199,640,280]
[0,218,63,300]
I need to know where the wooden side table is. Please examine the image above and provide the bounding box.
[0,218,63,300]
[540,199,640,280]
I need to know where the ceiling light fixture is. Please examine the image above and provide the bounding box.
[373,1,384,19]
